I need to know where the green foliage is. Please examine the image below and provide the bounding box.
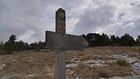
[83,33,138,46]
[29,42,38,49]
[120,33,136,46]
[0,33,140,54]
[9,34,16,43]
[3,34,17,51]
[0,41,4,51]
[0,35,45,54]
[110,35,120,46]
[83,33,113,46]
[14,41,29,51]
[136,36,140,45]
[29,41,45,50]
[116,60,130,67]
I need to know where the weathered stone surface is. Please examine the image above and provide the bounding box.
[56,8,66,34]
[46,8,88,50]
[45,8,88,79]
[46,31,88,50]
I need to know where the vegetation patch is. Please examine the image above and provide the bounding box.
[72,64,133,79]
[116,60,131,67]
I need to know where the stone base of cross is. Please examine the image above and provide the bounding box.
[45,8,88,79]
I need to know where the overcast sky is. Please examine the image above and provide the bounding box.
[0,0,140,43]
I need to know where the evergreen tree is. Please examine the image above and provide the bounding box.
[14,41,29,51]
[3,34,17,51]
[110,35,116,45]
[120,33,135,46]
[37,41,45,49]
[29,42,38,49]
[136,36,140,46]
[110,35,120,46]
[101,33,110,46]
[0,41,4,50]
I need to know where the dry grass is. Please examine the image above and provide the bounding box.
[71,62,132,79]
[0,49,55,79]
[0,46,140,79]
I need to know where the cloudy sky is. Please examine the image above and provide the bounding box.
[0,0,140,43]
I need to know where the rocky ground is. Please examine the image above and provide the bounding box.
[0,47,140,79]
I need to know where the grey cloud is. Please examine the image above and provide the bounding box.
[0,0,85,43]
[118,13,125,20]
[73,5,115,34]
[132,2,140,16]
[102,20,140,38]
[73,0,140,38]
[0,0,140,43]
[133,19,140,36]
[0,0,50,42]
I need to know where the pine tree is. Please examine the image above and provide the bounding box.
[120,33,135,46]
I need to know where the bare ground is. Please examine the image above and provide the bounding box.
[0,46,140,79]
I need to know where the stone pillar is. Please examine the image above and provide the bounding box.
[55,8,66,79]
[55,50,66,79]
[55,8,66,34]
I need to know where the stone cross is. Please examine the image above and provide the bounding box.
[45,8,88,79]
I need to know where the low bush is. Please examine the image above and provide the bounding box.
[116,60,130,67]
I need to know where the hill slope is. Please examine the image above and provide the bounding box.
[0,47,140,79]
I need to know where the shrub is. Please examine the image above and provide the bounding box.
[0,51,13,55]
[116,60,130,67]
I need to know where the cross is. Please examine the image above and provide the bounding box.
[45,8,88,79]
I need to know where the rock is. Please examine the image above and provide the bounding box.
[27,74,34,78]
[0,64,6,70]
[133,62,140,75]
[110,76,140,79]
[66,63,78,68]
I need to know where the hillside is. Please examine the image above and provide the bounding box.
[0,47,140,79]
